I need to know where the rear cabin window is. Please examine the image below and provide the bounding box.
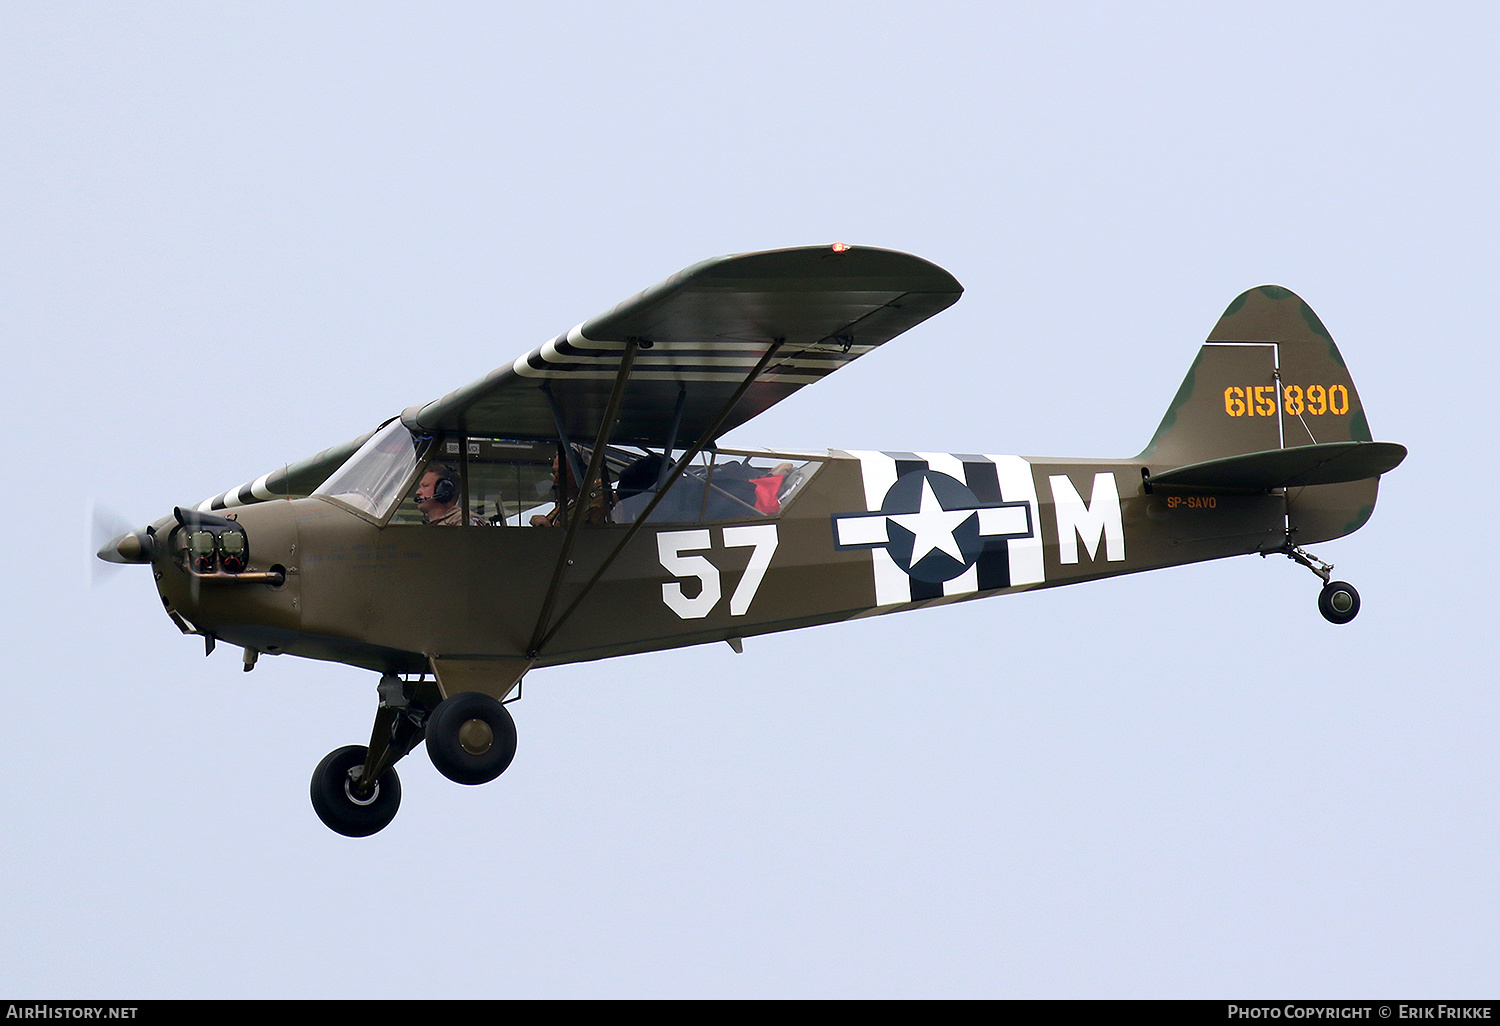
[612,452,816,524]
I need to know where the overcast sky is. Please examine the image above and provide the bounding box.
[3,2,1496,998]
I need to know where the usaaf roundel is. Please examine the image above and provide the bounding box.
[832,451,1046,605]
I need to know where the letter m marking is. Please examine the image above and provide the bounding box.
[1049,472,1125,564]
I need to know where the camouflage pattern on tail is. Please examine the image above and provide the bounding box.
[1140,286,1381,544]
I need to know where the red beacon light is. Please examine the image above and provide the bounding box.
[831,242,850,253]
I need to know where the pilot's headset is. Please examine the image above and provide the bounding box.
[428,464,458,505]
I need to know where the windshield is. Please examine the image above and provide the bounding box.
[313,419,427,519]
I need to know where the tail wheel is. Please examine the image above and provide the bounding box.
[310,745,402,837]
[426,692,517,785]
[1318,581,1361,625]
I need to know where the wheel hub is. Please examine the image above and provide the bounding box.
[344,767,380,806]
[1330,590,1354,613]
[458,718,494,755]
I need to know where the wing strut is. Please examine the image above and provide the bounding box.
[658,387,687,490]
[525,340,642,660]
[528,340,785,659]
[540,383,590,498]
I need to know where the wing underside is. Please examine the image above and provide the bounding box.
[401,245,963,447]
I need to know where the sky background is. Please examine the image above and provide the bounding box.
[3,1,1496,998]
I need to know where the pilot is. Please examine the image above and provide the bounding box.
[530,449,611,527]
[415,464,467,526]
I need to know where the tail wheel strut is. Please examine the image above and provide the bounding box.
[1265,536,1361,625]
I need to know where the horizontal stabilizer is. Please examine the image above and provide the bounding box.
[1148,441,1407,493]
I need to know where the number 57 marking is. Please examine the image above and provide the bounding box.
[657,525,779,620]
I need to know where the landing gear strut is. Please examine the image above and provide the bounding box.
[1266,537,1361,625]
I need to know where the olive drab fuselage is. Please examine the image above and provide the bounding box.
[150,447,1299,696]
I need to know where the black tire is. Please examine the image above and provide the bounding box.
[1318,580,1361,625]
[426,692,517,786]
[310,745,401,837]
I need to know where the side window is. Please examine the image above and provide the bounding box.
[700,455,810,520]
[613,452,818,524]
[612,451,708,524]
[465,439,621,528]
[467,440,555,526]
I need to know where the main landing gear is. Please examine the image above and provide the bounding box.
[309,675,519,837]
[1266,537,1361,625]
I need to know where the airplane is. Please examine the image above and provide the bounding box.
[96,245,1407,836]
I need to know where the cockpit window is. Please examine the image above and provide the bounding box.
[313,420,427,520]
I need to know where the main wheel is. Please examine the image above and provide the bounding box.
[1318,580,1361,624]
[426,692,517,785]
[310,745,402,837]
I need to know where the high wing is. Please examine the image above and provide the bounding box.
[196,245,961,512]
[400,245,963,447]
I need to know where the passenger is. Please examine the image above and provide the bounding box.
[531,450,611,527]
[415,465,468,526]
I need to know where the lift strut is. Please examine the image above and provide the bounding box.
[529,339,785,658]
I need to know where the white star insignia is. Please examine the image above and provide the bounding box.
[886,477,973,564]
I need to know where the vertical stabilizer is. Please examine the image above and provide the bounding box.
[1140,286,1381,544]
[1140,286,1373,467]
